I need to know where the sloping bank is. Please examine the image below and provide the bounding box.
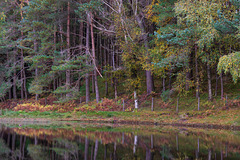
[0,108,240,130]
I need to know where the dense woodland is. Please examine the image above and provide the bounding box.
[0,0,239,108]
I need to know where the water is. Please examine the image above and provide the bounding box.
[0,123,239,160]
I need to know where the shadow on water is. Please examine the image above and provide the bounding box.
[0,123,239,160]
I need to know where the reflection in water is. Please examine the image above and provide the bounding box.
[0,124,239,160]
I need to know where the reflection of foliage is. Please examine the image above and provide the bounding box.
[52,139,79,158]
[160,145,174,159]
[28,145,51,160]
[0,139,10,156]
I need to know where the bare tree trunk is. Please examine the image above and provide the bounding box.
[219,46,224,100]
[112,39,118,99]
[66,2,71,98]
[134,11,153,94]
[104,39,108,96]
[90,12,100,103]
[169,68,172,90]
[186,61,191,91]
[34,29,39,101]
[220,71,224,100]
[13,50,17,99]
[207,54,212,100]
[195,44,200,98]
[162,77,166,92]
[7,51,12,99]
[86,19,90,103]
[20,50,27,100]
[215,66,218,97]
[134,90,138,109]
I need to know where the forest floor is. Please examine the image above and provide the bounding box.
[0,93,240,130]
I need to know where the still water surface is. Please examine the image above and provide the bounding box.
[0,123,239,160]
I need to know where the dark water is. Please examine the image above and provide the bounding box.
[0,123,239,160]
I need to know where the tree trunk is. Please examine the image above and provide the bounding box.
[21,48,24,99]
[34,29,38,101]
[186,62,191,91]
[134,90,138,109]
[220,71,224,100]
[207,55,212,100]
[215,66,218,97]
[112,39,118,99]
[66,2,71,98]
[162,77,166,92]
[90,12,100,103]
[85,19,90,103]
[92,71,95,93]
[104,39,108,96]
[169,68,172,90]
[135,13,153,95]
[13,49,17,99]
[7,51,12,99]
[195,44,200,98]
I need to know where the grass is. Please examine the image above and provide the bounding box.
[1,106,240,127]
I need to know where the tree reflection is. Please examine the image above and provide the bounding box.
[0,125,239,160]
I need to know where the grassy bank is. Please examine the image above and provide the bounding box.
[0,81,239,129]
[0,105,240,130]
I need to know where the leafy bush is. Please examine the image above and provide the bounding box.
[161,90,171,102]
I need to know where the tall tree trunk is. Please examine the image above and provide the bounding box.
[34,29,39,101]
[134,90,138,109]
[162,77,166,92]
[207,54,212,100]
[219,47,224,100]
[66,2,71,98]
[104,39,108,96]
[186,59,191,91]
[169,68,172,90]
[20,4,27,100]
[220,71,224,100]
[86,19,90,103]
[13,49,17,99]
[112,39,118,99]
[134,12,153,94]
[7,51,12,99]
[90,12,100,103]
[195,44,200,98]
[92,72,95,93]
[21,48,24,99]
[215,66,218,97]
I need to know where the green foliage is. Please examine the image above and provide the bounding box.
[218,52,240,83]
[161,90,171,102]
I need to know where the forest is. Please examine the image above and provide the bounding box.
[0,0,239,113]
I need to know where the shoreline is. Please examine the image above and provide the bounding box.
[1,117,240,131]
